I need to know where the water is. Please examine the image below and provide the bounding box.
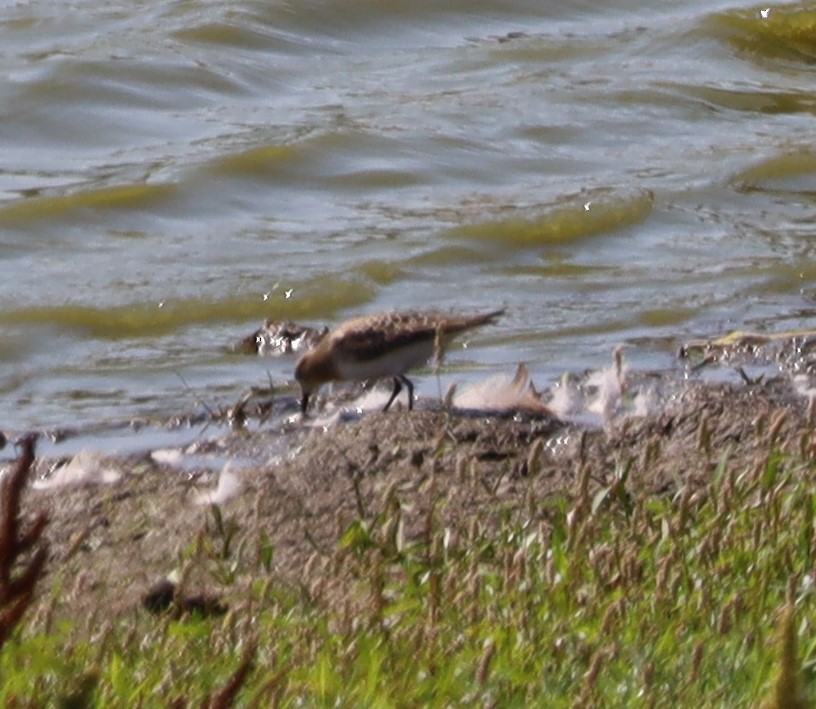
[1,0,815,436]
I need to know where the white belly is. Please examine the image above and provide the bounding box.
[336,339,436,382]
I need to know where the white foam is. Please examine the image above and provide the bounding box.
[193,462,242,506]
[793,374,816,402]
[631,386,658,418]
[452,363,549,413]
[548,374,582,419]
[150,448,184,465]
[33,449,121,489]
[586,347,627,423]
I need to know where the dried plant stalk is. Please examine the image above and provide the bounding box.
[0,434,49,649]
[203,638,257,709]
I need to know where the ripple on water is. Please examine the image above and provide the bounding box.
[1,0,814,438]
[440,189,654,249]
[706,6,816,65]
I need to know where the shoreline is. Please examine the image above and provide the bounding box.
[5,365,811,621]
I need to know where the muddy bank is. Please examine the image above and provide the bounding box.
[6,368,813,622]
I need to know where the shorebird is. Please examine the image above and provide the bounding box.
[233,319,327,356]
[295,309,505,414]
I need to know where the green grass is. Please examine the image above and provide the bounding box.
[2,446,815,706]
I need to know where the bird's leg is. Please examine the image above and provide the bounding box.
[402,375,415,411]
[383,375,415,412]
[383,377,402,412]
[400,374,415,411]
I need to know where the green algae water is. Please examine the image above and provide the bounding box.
[1,0,815,432]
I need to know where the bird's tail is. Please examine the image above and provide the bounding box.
[478,308,505,324]
[468,308,505,326]
[447,308,506,334]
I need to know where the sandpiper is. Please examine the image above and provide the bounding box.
[295,309,505,414]
[233,318,327,356]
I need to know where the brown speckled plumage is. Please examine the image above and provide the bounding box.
[295,309,504,413]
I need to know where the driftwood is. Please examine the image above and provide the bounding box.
[0,434,49,649]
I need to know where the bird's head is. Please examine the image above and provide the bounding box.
[294,354,316,414]
[294,348,338,415]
